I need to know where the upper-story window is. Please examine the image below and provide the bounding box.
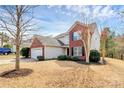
[73,32,80,41]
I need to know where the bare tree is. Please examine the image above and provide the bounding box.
[78,24,95,63]
[0,5,36,70]
[101,27,109,61]
[77,14,94,63]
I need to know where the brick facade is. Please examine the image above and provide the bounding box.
[69,23,86,61]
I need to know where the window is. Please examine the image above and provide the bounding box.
[73,32,80,41]
[73,47,82,56]
[73,47,78,56]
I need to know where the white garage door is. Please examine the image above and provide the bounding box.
[44,46,65,59]
[31,48,43,59]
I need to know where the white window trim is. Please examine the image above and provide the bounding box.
[73,47,82,56]
[73,32,80,41]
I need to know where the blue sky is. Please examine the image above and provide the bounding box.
[31,5,124,36]
[1,5,124,37]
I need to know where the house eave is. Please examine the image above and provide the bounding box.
[44,45,68,48]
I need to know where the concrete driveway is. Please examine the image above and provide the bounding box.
[0,58,35,65]
[0,59,13,65]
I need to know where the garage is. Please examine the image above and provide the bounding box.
[31,48,43,59]
[30,36,67,60]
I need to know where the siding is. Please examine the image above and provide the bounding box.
[44,46,66,59]
[91,28,100,51]
[57,35,69,45]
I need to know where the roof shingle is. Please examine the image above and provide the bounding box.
[33,35,65,47]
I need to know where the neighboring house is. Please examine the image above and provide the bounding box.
[12,38,32,53]
[0,32,9,47]
[30,21,100,60]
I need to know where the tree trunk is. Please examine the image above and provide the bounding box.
[15,43,20,70]
[102,49,105,61]
[84,43,89,63]
[81,39,89,63]
[102,41,105,61]
[87,28,91,63]
[1,32,3,47]
[86,51,89,63]
[15,5,20,71]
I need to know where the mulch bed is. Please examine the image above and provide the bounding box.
[0,68,33,78]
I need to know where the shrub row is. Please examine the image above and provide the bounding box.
[57,50,100,63]
[21,47,100,63]
[37,56,44,61]
[57,55,80,61]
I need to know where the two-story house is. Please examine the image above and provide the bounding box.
[30,21,100,60]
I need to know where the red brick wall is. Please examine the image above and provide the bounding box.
[69,23,86,60]
[30,38,44,48]
[30,38,44,59]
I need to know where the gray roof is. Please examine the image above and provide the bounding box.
[22,42,31,47]
[55,32,69,38]
[33,35,65,47]
[20,39,32,48]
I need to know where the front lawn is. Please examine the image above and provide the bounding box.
[0,54,24,60]
[0,59,124,88]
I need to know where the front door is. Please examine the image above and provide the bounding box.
[67,48,69,56]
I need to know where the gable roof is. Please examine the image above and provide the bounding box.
[54,21,100,39]
[67,21,100,36]
[32,35,66,47]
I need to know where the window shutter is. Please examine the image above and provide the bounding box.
[71,47,73,56]
[82,47,85,56]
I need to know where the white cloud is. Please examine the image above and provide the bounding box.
[61,11,72,16]
[93,6,117,20]
[100,6,115,17]
[66,12,72,16]
[64,5,116,19]
[47,5,117,20]
[92,6,102,18]
[61,11,66,15]
[66,5,72,10]
[47,5,55,9]
[55,10,58,13]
